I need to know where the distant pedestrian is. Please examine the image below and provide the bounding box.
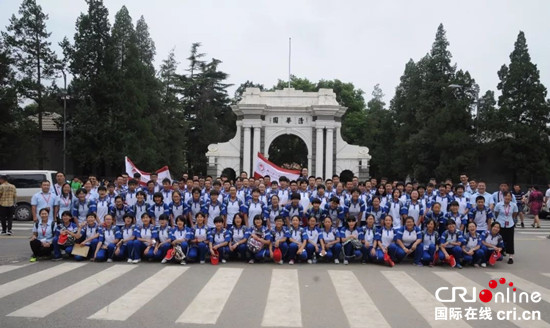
[0,175,17,235]
[528,186,543,228]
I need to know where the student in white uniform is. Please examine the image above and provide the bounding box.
[374,215,397,267]
[124,179,139,207]
[419,219,439,267]
[445,201,467,232]
[385,189,405,229]
[29,208,56,262]
[468,196,494,234]
[75,213,100,261]
[319,216,342,264]
[208,216,230,263]
[245,188,265,228]
[224,186,245,229]
[493,191,518,264]
[132,191,149,228]
[453,185,471,215]
[287,215,308,264]
[94,214,121,262]
[284,193,304,227]
[110,196,133,228]
[270,215,289,264]
[115,214,135,261]
[324,196,346,228]
[169,191,186,227]
[55,183,74,223]
[228,214,250,261]
[394,216,423,265]
[129,213,156,264]
[304,216,322,263]
[72,188,97,225]
[264,195,284,230]
[148,192,170,227]
[202,190,225,228]
[462,221,486,267]
[345,188,366,225]
[401,190,424,227]
[186,187,204,228]
[188,212,209,264]
[95,186,111,224]
[153,214,172,261]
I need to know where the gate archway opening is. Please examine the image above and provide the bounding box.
[267,134,308,170]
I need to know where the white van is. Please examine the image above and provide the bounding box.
[0,170,57,221]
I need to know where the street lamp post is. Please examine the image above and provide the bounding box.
[61,69,67,174]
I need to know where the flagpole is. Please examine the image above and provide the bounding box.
[288,37,291,88]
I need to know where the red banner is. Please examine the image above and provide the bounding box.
[253,152,300,181]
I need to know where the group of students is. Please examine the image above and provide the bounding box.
[27,171,519,268]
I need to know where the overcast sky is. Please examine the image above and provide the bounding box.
[1,0,549,103]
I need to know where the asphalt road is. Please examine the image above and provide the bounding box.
[0,220,549,328]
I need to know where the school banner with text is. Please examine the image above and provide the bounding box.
[124,156,172,186]
[253,152,300,181]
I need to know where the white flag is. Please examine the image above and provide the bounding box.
[124,156,172,186]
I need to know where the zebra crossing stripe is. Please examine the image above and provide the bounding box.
[0,264,31,275]
[88,266,188,321]
[381,271,471,328]
[176,268,243,325]
[434,271,548,328]
[328,270,390,328]
[489,272,550,304]
[542,273,550,278]
[262,269,302,327]
[0,263,86,299]
[7,265,135,318]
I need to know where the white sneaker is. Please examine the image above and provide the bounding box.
[200,260,205,264]
[106,259,113,263]
[132,259,141,264]
[334,259,340,264]
[127,259,133,263]
[289,259,294,265]
[161,259,167,264]
[481,263,487,268]
[248,259,255,264]
[278,260,283,265]
[344,260,349,265]
[180,260,186,265]
[221,259,226,264]
[307,259,313,264]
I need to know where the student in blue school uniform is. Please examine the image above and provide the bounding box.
[284,193,304,227]
[246,214,272,264]
[462,221,486,267]
[169,191,186,227]
[340,216,365,265]
[74,213,100,261]
[160,178,173,206]
[228,213,250,262]
[374,215,398,267]
[129,213,157,264]
[419,219,439,267]
[187,187,204,228]
[29,208,56,262]
[365,196,386,229]
[144,181,156,206]
[149,192,170,227]
[270,215,289,264]
[202,190,226,229]
[264,195,284,230]
[94,214,121,262]
[445,201,467,233]
[438,219,464,268]
[114,214,135,261]
[245,188,265,228]
[481,221,505,266]
[166,215,193,265]
[468,196,494,234]
[425,202,446,235]
[95,186,112,224]
[323,196,345,228]
[224,186,246,229]
[362,214,381,264]
[52,210,79,260]
[55,183,74,223]
[287,215,308,265]
[208,216,230,263]
[124,179,139,208]
[305,198,324,226]
[453,185,471,215]
[72,188,97,225]
[110,196,134,228]
[431,183,453,214]
[401,190,425,227]
[153,214,172,261]
[394,216,423,265]
[304,216,322,264]
[345,188,366,226]
[319,216,342,264]
[188,212,209,264]
[385,189,405,229]
[132,191,149,228]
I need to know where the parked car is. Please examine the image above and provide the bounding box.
[0,170,57,221]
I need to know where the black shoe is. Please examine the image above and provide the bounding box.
[521,222,525,228]
[508,258,514,264]
[0,231,6,235]
[6,231,12,236]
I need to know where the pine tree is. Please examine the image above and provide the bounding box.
[2,0,58,169]
[495,31,550,182]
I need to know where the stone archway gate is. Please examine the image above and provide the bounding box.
[206,88,371,180]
